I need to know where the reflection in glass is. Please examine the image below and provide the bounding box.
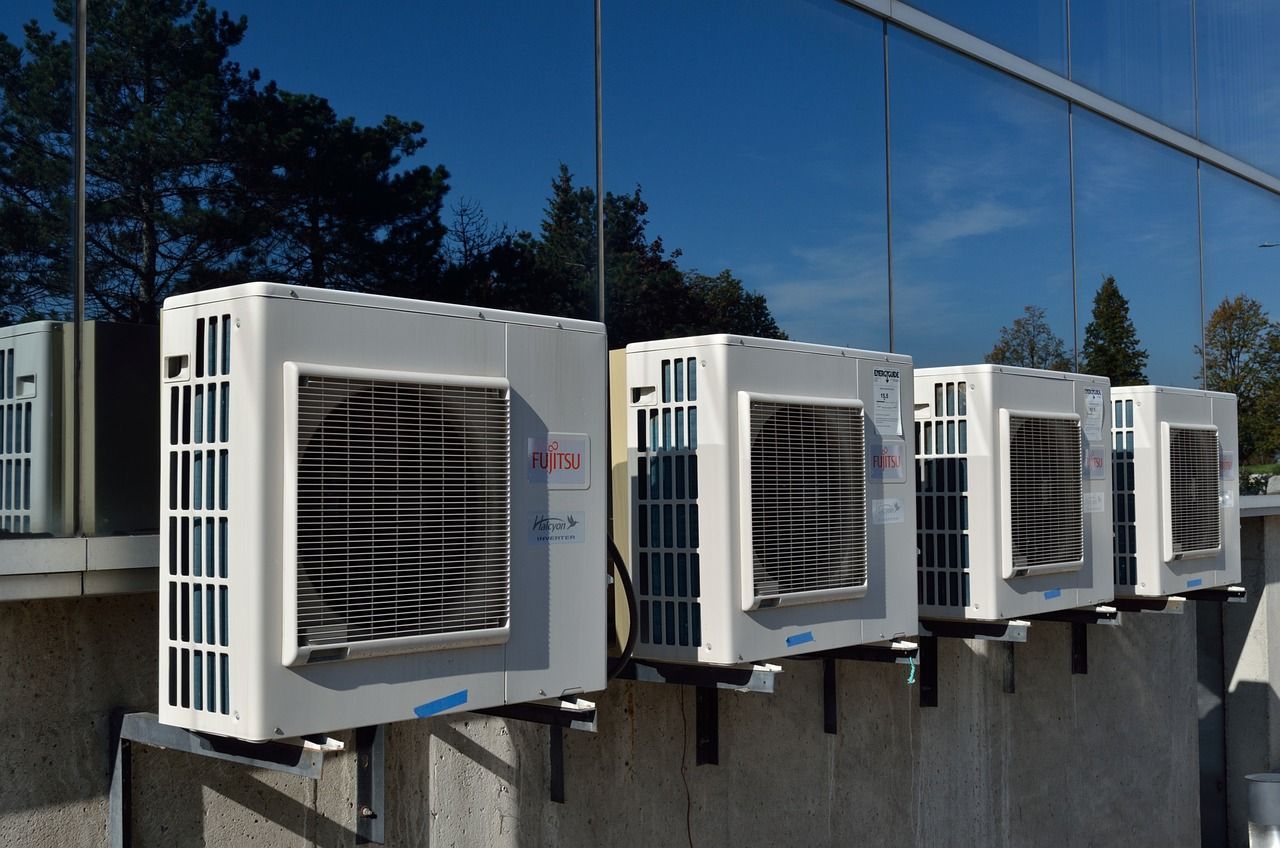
[1072,111,1200,386]
[900,0,1066,75]
[888,29,1073,367]
[1196,0,1280,180]
[1069,0,1195,134]
[1200,165,1280,328]
[605,0,890,348]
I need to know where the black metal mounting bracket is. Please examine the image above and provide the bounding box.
[1183,584,1248,605]
[107,711,364,848]
[614,659,780,767]
[1112,596,1186,614]
[1027,605,1121,676]
[917,619,1030,708]
[796,641,918,735]
[472,697,598,803]
[354,725,385,844]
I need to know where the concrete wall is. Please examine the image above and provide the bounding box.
[0,588,1202,848]
[1207,509,1280,846]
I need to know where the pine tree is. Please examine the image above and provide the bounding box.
[0,0,449,321]
[1081,276,1148,385]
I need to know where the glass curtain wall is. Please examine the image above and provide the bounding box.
[896,0,1280,181]
[887,29,1073,367]
[1069,0,1195,134]
[605,0,891,348]
[1071,109,1202,386]
[1200,165,1280,322]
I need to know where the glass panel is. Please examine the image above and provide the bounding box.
[889,31,1073,367]
[1069,0,1195,134]
[1072,111,1201,386]
[1200,163,1280,466]
[1196,0,1280,179]
[900,0,1067,74]
[605,0,890,348]
[1200,165,1280,324]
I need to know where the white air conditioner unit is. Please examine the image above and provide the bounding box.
[0,322,59,536]
[618,335,917,666]
[158,283,606,741]
[0,320,158,538]
[913,365,1114,621]
[1111,386,1240,596]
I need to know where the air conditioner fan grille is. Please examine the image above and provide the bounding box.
[1008,415,1083,568]
[295,375,511,648]
[749,400,867,598]
[1169,427,1220,555]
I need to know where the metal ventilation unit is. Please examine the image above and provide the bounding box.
[0,320,158,538]
[914,365,1114,621]
[616,335,917,666]
[1111,385,1239,596]
[159,283,606,741]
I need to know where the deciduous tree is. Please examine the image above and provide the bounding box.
[985,305,1071,371]
[1198,294,1280,463]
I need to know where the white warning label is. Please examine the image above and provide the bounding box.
[872,368,902,436]
[1083,387,1105,443]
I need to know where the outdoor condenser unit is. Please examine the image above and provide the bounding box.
[0,320,158,537]
[158,283,606,741]
[617,335,917,666]
[1111,386,1240,596]
[913,365,1114,621]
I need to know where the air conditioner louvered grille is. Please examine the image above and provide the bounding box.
[915,380,970,608]
[1112,398,1138,585]
[295,375,511,648]
[1169,427,1220,555]
[1008,415,1083,568]
[749,400,867,597]
[165,313,232,715]
[0,344,34,534]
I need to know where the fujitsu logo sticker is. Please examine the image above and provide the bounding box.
[868,441,906,482]
[529,440,582,473]
[527,433,590,489]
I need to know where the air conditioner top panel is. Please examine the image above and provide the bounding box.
[916,363,1109,385]
[625,333,912,365]
[0,320,64,340]
[1111,384,1236,403]
[162,282,606,335]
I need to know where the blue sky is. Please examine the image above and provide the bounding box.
[3,0,1279,386]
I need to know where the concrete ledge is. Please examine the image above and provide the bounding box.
[0,535,158,601]
[0,567,155,602]
[1242,495,1280,518]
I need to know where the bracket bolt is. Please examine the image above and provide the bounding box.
[359,805,375,819]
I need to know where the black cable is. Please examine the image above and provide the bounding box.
[606,535,638,680]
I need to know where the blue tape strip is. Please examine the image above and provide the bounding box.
[413,689,468,719]
[786,631,815,648]
[1044,588,1062,600]
[1188,578,1204,588]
